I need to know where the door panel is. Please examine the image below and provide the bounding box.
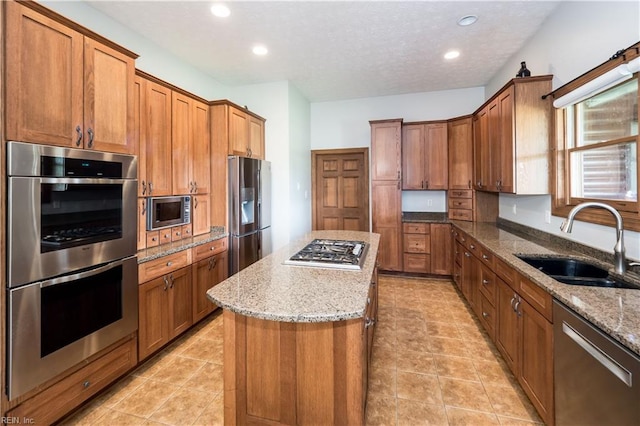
[312,149,369,231]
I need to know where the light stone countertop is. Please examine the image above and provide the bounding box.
[206,230,380,323]
[452,221,640,357]
[137,227,227,263]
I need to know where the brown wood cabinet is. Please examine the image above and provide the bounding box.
[172,92,210,195]
[473,76,552,194]
[142,78,173,196]
[138,266,193,361]
[371,119,403,271]
[402,122,448,190]
[192,195,211,236]
[6,1,135,154]
[402,223,430,273]
[430,223,452,275]
[211,100,265,159]
[448,116,474,190]
[192,251,228,323]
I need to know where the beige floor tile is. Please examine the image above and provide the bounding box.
[433,355,480,382]
[396,331,431,352]
[183,362,225,394]
[473,359,518,388]
[58,401,108,425]
[112,378,177,418]
[396,349,436,375]
[194,393,224,426]
[179,337,223,363]
[429,337,469,357]
[148,355,206,386]
[426,321,462,339]
[369,366,397,397]
[93,409,148,425]
[149,387,214,425]
[372,346,397,370]
[497,416,544,426]
[396,372,442,405]
[483,384,541,422]
[445,406,500,426]
[397,398,448,425]
[464,339,501,362]
[92,375,148,408]
[365,393,397,426]
[457,324,490,342]
[439,377,493,412]
[131,351,179,378]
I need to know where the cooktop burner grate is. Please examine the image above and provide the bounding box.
[285,239,368,270]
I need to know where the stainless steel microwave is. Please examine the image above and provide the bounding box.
[147,196,191,230]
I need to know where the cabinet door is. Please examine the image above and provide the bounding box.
[430,224,452,275]
[168,267,193,339]
[371,121,402,181]
[229,107,249,156]
[372,181,402,271]
[193,251,228,323]
[5,1,83,147]
[192,100,211,193]
[424,123,448,189]
[486,99,501,192]
[402,124,425,189]
[172,91,193,195]
[498,87,515,193]
[448,117,473,190]
[192,195,211,236]
[248,115,265,159]
[495,278,520,372]
[474,107,491,190]
[145,81,173,196]
[84,38,134,154]
[138,276,169,360]
[518,298,554,425]
[137,198,147,251]
[134,76,148,197]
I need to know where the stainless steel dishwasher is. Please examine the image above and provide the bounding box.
[554,300,640,425]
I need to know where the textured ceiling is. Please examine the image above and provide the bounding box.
[85,1,562,102]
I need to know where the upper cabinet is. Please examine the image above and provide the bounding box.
[473,76,552,194]
[371,119,402,181]
[5,1,136,154]
[211,100,265,159]
[402,122,448,190]
[448,116,473,190]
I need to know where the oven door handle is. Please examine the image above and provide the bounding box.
[39,177,129,185]
[38,256,136,289]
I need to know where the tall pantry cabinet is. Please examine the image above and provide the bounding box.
[370,119,403,271]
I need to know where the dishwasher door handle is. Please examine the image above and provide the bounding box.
[563,321,633,387]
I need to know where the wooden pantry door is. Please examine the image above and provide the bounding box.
[312,148,369,231]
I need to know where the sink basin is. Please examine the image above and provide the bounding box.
[517,255,638,290]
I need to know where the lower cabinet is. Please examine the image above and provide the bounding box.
[455,227,554,425]
[138,266,193,360]
[402,222,451,275]
[192,250,228,323]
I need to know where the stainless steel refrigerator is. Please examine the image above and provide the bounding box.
[228,156,272,275]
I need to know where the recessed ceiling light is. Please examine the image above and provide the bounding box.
[444,50,460,60]
[210,3,230,18]
[457,15,478,26]
[252,45,268,56]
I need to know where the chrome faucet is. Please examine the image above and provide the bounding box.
[560,202,626,274]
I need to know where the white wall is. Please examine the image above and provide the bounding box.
[288,84,312,241]
[489,1,640,260]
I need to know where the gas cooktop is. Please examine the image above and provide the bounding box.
[284,239,368,270]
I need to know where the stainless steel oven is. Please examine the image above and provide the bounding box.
[7,141,137,287]
[6,141,138,400]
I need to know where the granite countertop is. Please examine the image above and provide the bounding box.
[452,221,640,357]
[137,227,227,263]
[207,230,380,323]
[402,212,449,223]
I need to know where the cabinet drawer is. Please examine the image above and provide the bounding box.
[478,294,496,339]
[479,264,497,302]
[7,336,137,425]
[403,253,430,273]
[449,209,473,221]
[402,222,429,234]
[448,198,473,209]
[146,231,160,248]
[449,189,473,199]
[181,224,193,239]
[479,247,495,268]
[404,233,430,253]
[171,227,183,242]
[495,257,515,288]
[466,237,480,256]
[455,241,464,266]
[139,249,192,283]
[517,275,553,322]
[193,238,228,262]
[159,229,172,245]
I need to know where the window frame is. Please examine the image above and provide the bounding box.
[551,43,640,231]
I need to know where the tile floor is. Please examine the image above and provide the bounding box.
[61,275,543,425]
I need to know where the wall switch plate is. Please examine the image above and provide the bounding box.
[545,210,551,224]
[512,204,517,215]
[427,199,433,207]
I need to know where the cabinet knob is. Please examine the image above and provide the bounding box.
[83,381,91,389]
[167,261,173,267]
[482,312,489,318]
[482,279,489,285]
[482,254,489,260]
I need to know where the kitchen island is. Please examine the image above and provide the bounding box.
[207,230,380,426]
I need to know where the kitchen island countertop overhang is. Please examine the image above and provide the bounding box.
[206,230,380,323]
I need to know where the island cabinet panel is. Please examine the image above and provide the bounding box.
[224,311,367,426]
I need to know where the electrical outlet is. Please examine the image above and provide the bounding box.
[512,204,517,215]
[427,199,433,207]
[545,210,551,224]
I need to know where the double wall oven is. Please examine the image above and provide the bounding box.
[6,142,138,400]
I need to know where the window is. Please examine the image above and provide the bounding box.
[558,77,639,213]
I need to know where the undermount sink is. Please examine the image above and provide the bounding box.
[516,255,639,290]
